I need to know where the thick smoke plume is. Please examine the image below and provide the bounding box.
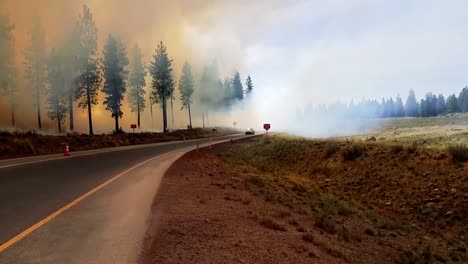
[0,0,255,133]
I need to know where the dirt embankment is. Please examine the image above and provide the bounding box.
[143,136,467,264]
[0,128,237,159]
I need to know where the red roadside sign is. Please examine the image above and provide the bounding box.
[263,124,270,131]
[131,124,137,129]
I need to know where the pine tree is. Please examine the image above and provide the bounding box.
[458,87,468,112]
[47,48,68,133]
[436,94,446,115]
[149,41,174,133]
[0,14,17,126]
[128,45,146,128]
[405,89,418,117]
[245,75,253,95]
[423,92,437,116]
[446,94,459,114]
[232,72,244,100]
[24,18,47,130]
[102,34,129,133]
[419,98,426,117]
[74,5,100,135]
[178,61,195,129]
[394,95,405,117]
[170,78,175,128]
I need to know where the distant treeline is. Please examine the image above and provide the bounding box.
[304,87,468,119]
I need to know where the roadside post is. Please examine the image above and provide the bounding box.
[131,124,137,133]
[263,123,271,137]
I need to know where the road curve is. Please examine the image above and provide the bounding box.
[0,135,246,263]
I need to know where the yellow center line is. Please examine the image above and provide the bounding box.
[0,150,176,253]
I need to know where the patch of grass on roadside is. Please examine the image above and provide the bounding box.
[396,246,439,264]
[323,141,340,158]
[341,143,366,161]
[259,217,286,231]
[315,215,336,234]
[447,144,468,163]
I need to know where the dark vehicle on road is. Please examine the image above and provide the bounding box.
[245,128,255,135]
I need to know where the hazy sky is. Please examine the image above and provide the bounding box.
[190,0,468,110]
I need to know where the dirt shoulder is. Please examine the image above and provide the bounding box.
[142,135,467,263]
[141,141,351,264]
[0,128,236,160]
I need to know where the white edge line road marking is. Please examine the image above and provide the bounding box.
[0,137,247,252]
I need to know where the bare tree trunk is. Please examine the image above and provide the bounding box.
[171,96,174,128]
[150,96,154,131]
[36,88,42,130]
[58,116,62,133]
[137,88,140,128]
[69,94,74,131]
[188,101,192,129]
[115,113,119,133]
[86,84,94,135]
[162,95,167,133]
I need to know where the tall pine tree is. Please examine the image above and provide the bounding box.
[232,72,244,100]
[47,48,68,133]
[128,45,146,128]
[178,61,195,129]
[74,5,100,135]
[458,87,468,112]
[394,95,405,117]
[24,18,47,130]
[149,41,173,133]
[405,89,418,117]
[245,75,253,95]
[102,35,129,133]
[436,94,446,115]
[446,94,459,114]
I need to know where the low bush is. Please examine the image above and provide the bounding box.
[341,144,366,161]
[447,144,468,163]
[323,142,340,158]
[260,217,286,231]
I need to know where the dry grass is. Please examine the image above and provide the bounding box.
[315,215,337,234]
[341,143,366,161]
[221,134,467,262]
[447,144,468,163]
[259,217,286,231]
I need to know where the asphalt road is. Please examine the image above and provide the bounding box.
[0,134,245,263]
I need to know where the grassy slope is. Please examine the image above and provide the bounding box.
[0,128,238,159]
[220,135,467,263]
[351,113,468,148]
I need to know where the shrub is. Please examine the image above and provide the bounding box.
[447,144,468,163]
[315,215,336,234]
[302,233,315,243]
[390,144,404,154]
[406,142,418,154]
[341,144,366,161]
[260,217,286,231]
[323,142,340,158]
[245,175,266,188]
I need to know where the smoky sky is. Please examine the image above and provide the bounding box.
[1,0,467,135]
